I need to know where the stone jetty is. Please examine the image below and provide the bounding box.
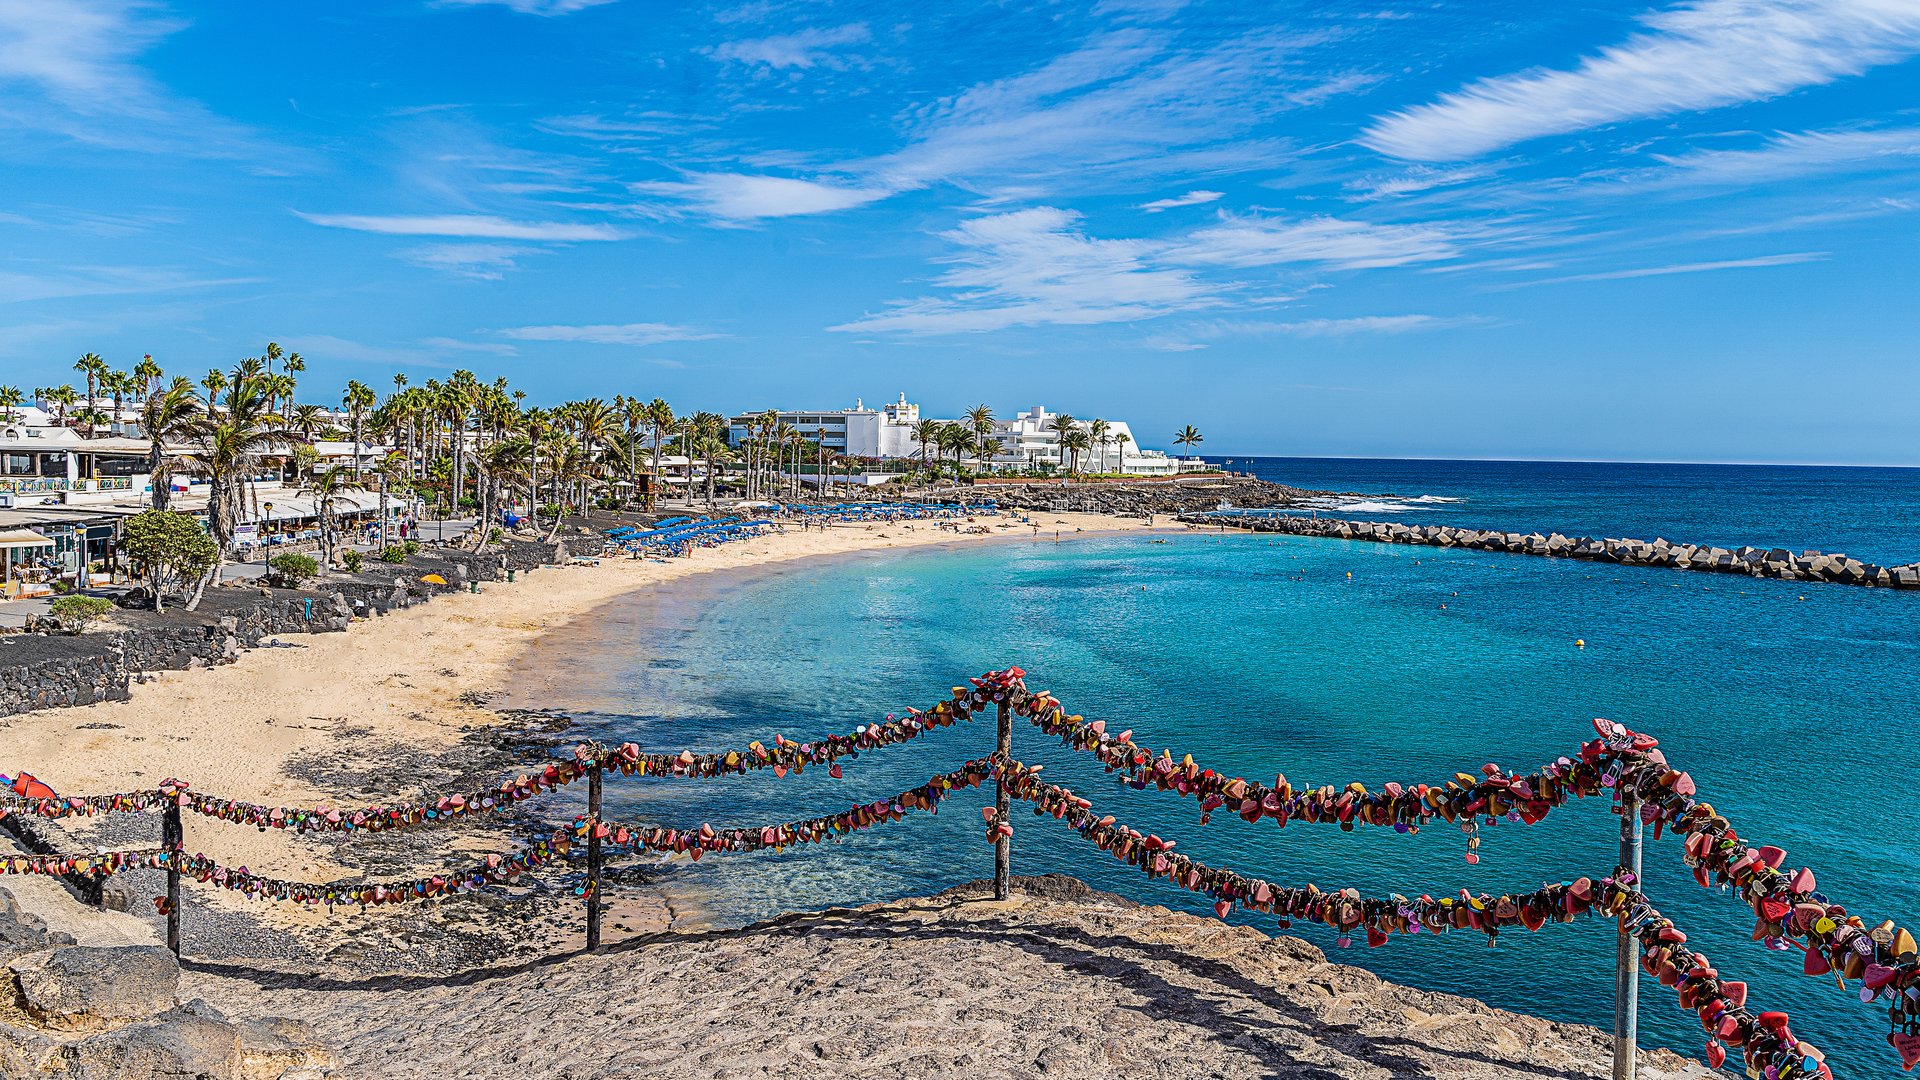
[1180,513,1920,589]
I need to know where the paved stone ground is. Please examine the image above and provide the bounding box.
[183,877,1706,1080]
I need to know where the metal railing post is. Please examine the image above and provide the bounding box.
[586,758,603,951]
[1613,791,1643,1080]
[163,802,182,956]
[994,699,1012,901]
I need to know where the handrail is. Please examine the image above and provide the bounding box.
[0,667,1894,1077]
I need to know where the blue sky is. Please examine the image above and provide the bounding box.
[2,0,1917,463]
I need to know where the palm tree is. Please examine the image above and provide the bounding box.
[472,438,530,553]
[966,404,996,470]
[913,419,942,475]
[1046,413,1077,474]
[0,385,22,425]
[281,351,305,411]
[44,385,79,429]
[133,354,164,399]
[644,398,674,509]
[342,380,376,476]
[201,370,227,413]
[140,377,201,510]
[71,408,109,437]
[782,424,806,498]
[183,376,288,607]
[520,407,553,532]
[937,421,971,477]
[1088,419,1110,473]
[1174,424,1204,459]
[1060,428,1092,476]
[617,395,647,505]
[287,403,329,443]
[103,369,133,430]
[1110,431,1131,475]
[374,450,409,548]
[301,462,365,574]
[685,412,727,507]
[73,353,107,436]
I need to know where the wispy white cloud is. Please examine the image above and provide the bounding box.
[631,174,891,219]
[1174,213,1463,270]
[1363,0,1920,161]
[631,26,1343,220]
[1140,190,1223,212]
[709,23,870,70]
[0,265,258,305]
[497,322,721,346]
[1192,314,1489,337]
[295,212,627,241]
[397,243,537,280]
[1346,164,1493,200]
[1141,335,1208,351]
[419,336,520,356]
[279,335,458,370]
[1652,125,1920,185]
[432,0,616,15]
[1490,251,1826,289]
[829,207,1221,334]
[0,0,253,152]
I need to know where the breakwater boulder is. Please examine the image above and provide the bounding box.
[1180,513,1920,590]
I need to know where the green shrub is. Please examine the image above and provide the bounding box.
[267,552,318,587]
[340,549,364,573]
[380,544,409,564]
[403,540,421,554]
[48,595,114,633]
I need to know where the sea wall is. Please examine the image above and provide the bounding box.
[0,544,558,720]
[1182,513,1920,589]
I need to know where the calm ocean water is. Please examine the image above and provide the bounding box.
[518,458,1920,1072]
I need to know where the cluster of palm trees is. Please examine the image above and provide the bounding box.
[905,406,1142,479]
[3,353,167,437]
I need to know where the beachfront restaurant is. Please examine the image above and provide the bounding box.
[0,505,130,595]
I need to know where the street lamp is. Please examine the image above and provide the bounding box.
[262,502,273,566]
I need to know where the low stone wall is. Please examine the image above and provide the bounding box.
[1183,513,1920,589]
[0,591,358,718]
[499,537,569,570]
[0,541,552,719]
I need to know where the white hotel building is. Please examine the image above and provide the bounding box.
[728,396,1200,476]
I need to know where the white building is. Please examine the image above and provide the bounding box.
[729,394,929,459]
[986,406,1200,476]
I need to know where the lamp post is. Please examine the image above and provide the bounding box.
[262,502,273,568]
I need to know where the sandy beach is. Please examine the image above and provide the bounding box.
[1,513,1171,945]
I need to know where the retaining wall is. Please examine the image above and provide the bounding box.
[0,544,556,720]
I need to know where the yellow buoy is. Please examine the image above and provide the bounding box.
[1574,639,1586,648]
[1346,571,1353,579]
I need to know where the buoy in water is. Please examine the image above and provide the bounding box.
[1346,571,1353,579]
[1574,639,1586,648]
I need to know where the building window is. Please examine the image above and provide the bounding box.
[2,452,32,476]
[94,455,146,477]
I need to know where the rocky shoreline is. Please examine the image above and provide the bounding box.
[1184,511,1920,589]
[923,475,1324,516]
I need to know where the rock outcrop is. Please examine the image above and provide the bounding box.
[0,892,334,1079]
[179,877,1705,1080]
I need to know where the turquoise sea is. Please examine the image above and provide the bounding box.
[520,459,1920,1073]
